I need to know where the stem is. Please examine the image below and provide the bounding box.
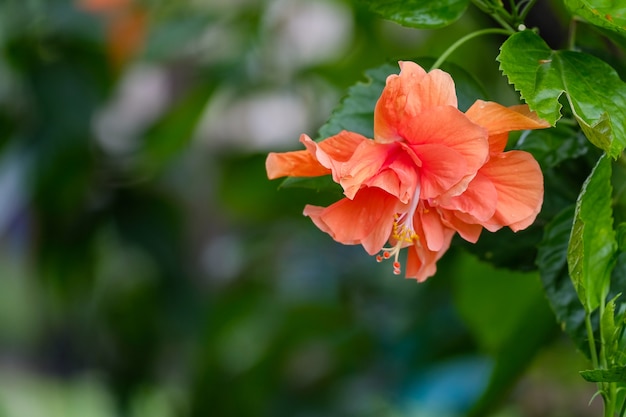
[495,3,514,22]
[470,0,490,14]
[470,0,516,32]
[599,298,617,417]
[584,311,609,415]
[599,300,607,369]
[605,383,616,417]
[568,17,578,50]
[429,28,513,71]
[585,311,599,370]
[519,0,538,21]
[490,12,517,33]
[508,0,517,15]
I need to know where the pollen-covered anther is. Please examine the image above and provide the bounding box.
[377,207,421,275]
[392,224,419,244]
[376,237,412,276]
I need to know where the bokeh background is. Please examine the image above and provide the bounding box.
[0,0,602,416]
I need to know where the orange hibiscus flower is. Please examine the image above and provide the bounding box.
[266,61,549,282]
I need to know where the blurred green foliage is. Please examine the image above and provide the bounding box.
[0,0,606,416]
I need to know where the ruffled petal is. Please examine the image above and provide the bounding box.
[465,101,550,153]
[486,133,509,155]
[266,131,365,180]
[302,131,366,162]
[435,171,498,222]
[340,141,420,202]
[337,140,396,199]
[443,212,483,243]
[405,227,455,282]
[480,151,544,232]
[403,106,489,198]
[266,150,330,179]
[364,159,419,204]
[374,62,458,143]
[385,157,420,203]
[300,131,368,182]
[419,204,447,252]
[411,144,469,199]
[303,188,400,255]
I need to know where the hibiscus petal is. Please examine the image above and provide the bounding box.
[444,213,483,243]
[480,151,544,232]
[486,133,509,155]
[365,166,417,204]
[338,141,389,199]
[384,156,420,203]
[435,171,498,222]
[342,145,419,203]
[411,144,468,199]
[419,205,447,252]
[405,228,454,282]
[403,106,489,198]
[465,100,550,153]
[302,131,367,162]
[399,62,458,113]
[300,132,368,183]
[405,245,438,282]
[266,150,330,179]
[303,188,399,255]
[374,62,458,143]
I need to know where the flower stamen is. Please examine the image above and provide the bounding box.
[376,213,420,275]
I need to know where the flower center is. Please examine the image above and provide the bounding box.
[376,185,421,275]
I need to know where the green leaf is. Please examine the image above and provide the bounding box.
[317,63,395,140]
[498,30,626,157]
[581,366,626,383]
[361,0,469,29]
[565,0,626,39]
[568,154,617,312]
[537,206,592,356]
[539,204,626,367]
[601,295,620,363]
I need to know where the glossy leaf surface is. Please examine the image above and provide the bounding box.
[537,206,591,355]
[568,154,617,312]
[581,366,626,383]
[498,30,626,158]
[361,0,469,29]
[565,0,626,39]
